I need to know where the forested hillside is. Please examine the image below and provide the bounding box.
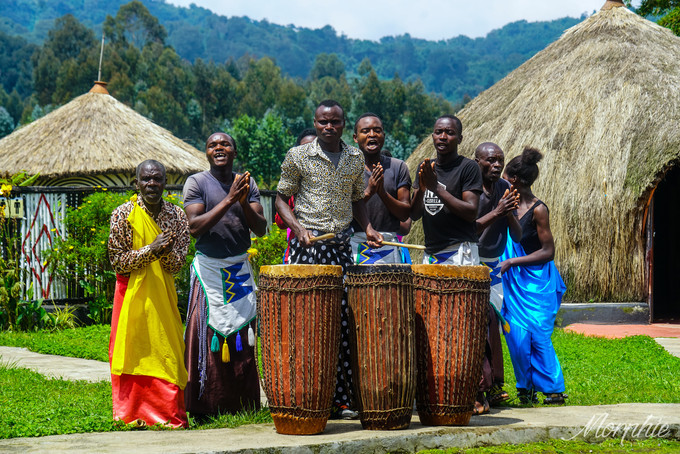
[0,1,586,186]
[0,3,457,185]
[0,0,584,103]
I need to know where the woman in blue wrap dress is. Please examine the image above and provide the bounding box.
[500,147,567,405]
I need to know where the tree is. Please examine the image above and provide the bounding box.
[138,85,189,138]
[32,14,97,105]
[353,64,386,118]
[210,65,239,124]
[0,31,38,98]
[309,76,352,114]
[404,79,445,140]
[19,4,458,162]
[103,0,167,49]
[236,57,283,118]
[32,47,60,106]
[227,113,295,189]
[632,0,680,35]
[52,48,100,104]
[659,7,680,34]
[47,14,97,61]
[383,74,407,128]
[0,107,14,138]
[276,78,309,122]
[0,87,24,126]
[309,53,346,81]
[145,45,194,107]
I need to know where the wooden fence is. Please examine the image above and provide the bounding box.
[4,186,277,302]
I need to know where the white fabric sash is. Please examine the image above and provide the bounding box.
[479,256,503,312]
[191,252,257,338]
[423,241,479,265]
[350,231,403,264]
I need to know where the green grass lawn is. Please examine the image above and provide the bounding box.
[0,361,271,438]
[0,325,110,362]
[0,325,272,438]
[498,330,680,406]
[0,363,113,438]
[0,327,679,439]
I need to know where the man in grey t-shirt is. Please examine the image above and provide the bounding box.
[182,132,267,418]
[350,113,412,264]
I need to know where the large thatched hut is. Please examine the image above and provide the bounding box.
[0,82,207,186]
[406,0,680,320]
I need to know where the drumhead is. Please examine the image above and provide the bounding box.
[411,264,490,280]
[346,264,412,275]
[259,264,343,278]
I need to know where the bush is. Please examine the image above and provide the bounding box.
[0,172,45,331]
[47,190,129,324]
[47,190,194,324]
[247,223,288,282]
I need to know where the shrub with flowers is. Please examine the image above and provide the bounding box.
[47,191,130,324]
[47,190,194,324]
[0,172,45,331]
[0,184,12,197]
[248,223,288,282]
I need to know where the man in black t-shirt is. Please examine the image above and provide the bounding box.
[411,115,483,264]
[474,142,522,413]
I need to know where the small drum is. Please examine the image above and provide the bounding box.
[346,264,416,430]
[412,264,490,426]
[258,264,343,435]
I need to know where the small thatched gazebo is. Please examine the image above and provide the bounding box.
[0,82,207,186]
[406,1,680,317]
[0,82,209,301]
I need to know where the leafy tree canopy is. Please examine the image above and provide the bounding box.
[0,0,583,105]
[103,0,167,48]
[635,0,680,16]
[630,0,680,35]
[0,2,590,185]
[0,107,14,138]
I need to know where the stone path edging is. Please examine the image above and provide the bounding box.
[0,404,678,453]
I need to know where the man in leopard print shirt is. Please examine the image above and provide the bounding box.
[108,159,190,428]
[276,99,383,419]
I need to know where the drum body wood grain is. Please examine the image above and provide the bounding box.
[412,265,490,426]
[258,264,343,435]
[346,264,415,430]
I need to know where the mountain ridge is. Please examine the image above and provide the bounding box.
[0,0,584,103]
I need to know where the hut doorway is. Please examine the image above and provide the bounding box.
[650,165,680,322]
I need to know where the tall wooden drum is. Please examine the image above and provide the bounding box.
[412,265,490,426]
[346,264,416,430]
[258,264,343,435]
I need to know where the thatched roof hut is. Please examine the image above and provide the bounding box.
[406,1,680,306]
[0,82,207,186]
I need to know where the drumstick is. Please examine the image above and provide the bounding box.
[380,240,426,250]
[309,233,336,242]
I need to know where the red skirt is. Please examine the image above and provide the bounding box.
[110,274,188,428]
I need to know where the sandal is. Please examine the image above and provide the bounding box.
[472,392,490,415]
[517,388,538,405]
[472,400,490,415]
[487,384,510,406]
[543,393,568,405]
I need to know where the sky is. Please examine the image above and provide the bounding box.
[165,0,618,41]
